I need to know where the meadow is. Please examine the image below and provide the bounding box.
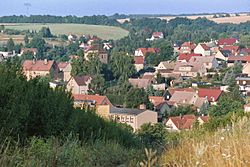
[4,23,129,40]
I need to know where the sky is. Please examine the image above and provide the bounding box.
[0,0,249,16]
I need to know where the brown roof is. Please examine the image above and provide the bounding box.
[167,115,197,130]
[217,38,238,46]
[73,94,113,106]
[199,44,210,51]
[21,48,38,53]
[134,56,144,64]
[149,96,165,107]
[181,42,196,50]
[22,60,55,71]
[129,78,151,89]
[73,75,91,86]
[57,62,70,70]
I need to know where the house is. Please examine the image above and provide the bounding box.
[179,42,196,54]
[155,61,176,71]
[243,63,250,76]
[87,36,101,45]
[217,38,239,46]
[169,91,207,110]
[73,94,113,118]
[0,51,16,59]
[84,44,108,64]
[165,115,209,131]
[227,56,250,67]
[149,96,171,119]
[20,48,38,56]
[215,50,233,61]
[128,78,152,89]
[103,42,113,50]
[194,43,211,56]
[57,62,72,82]
[177,53,202,62]
[222,45,240,56]
[188,56,219,70]
[198,88,222,105]
[22,59,59,80]
[244,103,250,112]
[240,48,250,56]
[68,34,77,42]
[166,87,194,100]
[147,32,164,41]
[134,48,159,57]
[109,107,158,131]
[134,56,145,71]
[236,76,250,95]
[66,75,92,94]
[173,62,207,78]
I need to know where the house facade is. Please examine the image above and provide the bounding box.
[109,107,158,131]
[22,59,59,80]
[194,43,211,57]
[67,76,92,94]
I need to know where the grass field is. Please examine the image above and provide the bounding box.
[117,13,250,24]
[4,23,129,40]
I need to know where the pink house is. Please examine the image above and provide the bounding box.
[67,75,92,94]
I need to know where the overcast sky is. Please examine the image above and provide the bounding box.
[0,0,249,16]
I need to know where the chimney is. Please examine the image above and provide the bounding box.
[44,59,48,65]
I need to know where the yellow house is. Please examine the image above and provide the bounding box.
[72,94,113,118]
[22,59,59,80]
[109,107,158,132]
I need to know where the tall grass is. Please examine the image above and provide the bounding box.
[0,137,142,167]
[160,116,250,167]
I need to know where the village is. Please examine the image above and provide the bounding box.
[0,29,248,132]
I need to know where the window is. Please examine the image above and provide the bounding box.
[130,117,134,123]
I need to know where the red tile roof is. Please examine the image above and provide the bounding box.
[167,115,197,130]
[217,38,238,46]
[152,32,163,37]
[72,94,113,106]
[222,45,240,53]
[22,60,55,71]
[57,62,69,69]
[134,56,144,64]
[178,53,202,62]
[137,48,160,56]
[181,42,196,50]
[149,96,165,107]
[199,44,210,51]
[227,56,250,63]
[73,76,91,86]
[198,88,222,102]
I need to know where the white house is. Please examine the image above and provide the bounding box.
[194,43,211,57]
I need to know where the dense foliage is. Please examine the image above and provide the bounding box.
[0,15,120,26]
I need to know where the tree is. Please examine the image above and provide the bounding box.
[110,52,136,81]
[240,35,250,48]
[125,87,152,108]
[0,24,4,32]
[6,38,15,52]
[29,36,46,53]
[24,35,29,46]
[88,74,106,95]
[39,27,53,38]
[137,123,169,148]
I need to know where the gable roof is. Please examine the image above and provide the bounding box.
[217,38,238,46]
[198,88,222,102]
[136,48,160,56]
[129,78,151,89]
[181,42,196,50]
[178,53,202,62]
[219,50,233,57]
[110,107,150,116]
[166,115,197,130]
[72,94,113,106]
[149,96,165,107]
[227,56,250,63]
[22,60,55,71]
[168,87,194,96]
[57,62,70,70]
[72,75,91,86]
[157,61,176,70]
[222,45,240,52]
[189,56,216,64]
[199,43,210,51]
[134,56,144,65]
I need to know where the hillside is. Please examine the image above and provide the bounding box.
[160,116,250,167]
[4,23,129,40]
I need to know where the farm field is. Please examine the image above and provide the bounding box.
[3,23,129,40]
[117,13,250,24]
